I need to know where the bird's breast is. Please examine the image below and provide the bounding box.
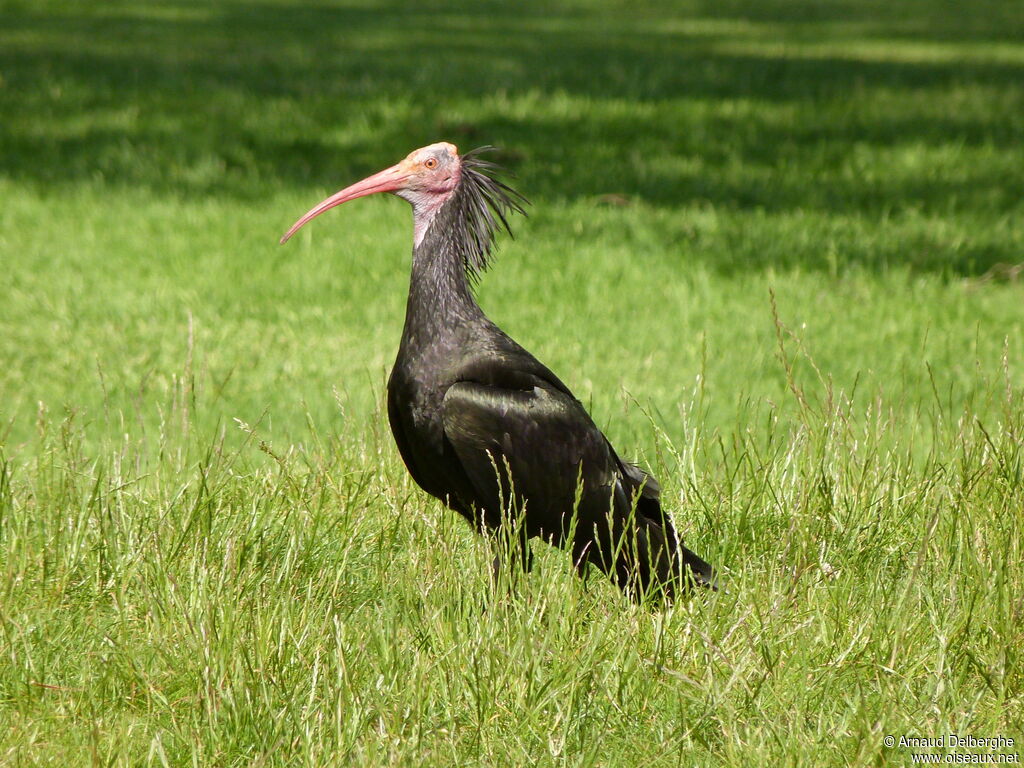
[387,365,478,511]
[388,365,448,445]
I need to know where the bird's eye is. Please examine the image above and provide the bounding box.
[424,158,438,170]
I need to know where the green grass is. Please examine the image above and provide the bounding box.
[1,0,1023,764]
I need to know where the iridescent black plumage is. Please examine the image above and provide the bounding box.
[384,146,715,602]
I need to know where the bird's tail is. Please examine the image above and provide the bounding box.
[579,461,716,602]
[675,540,717,591]
[632,516,717,600]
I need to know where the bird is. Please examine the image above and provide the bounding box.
[281,142,715,601]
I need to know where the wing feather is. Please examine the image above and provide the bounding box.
[441,381,613,540]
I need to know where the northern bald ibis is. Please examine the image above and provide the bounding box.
[281,143,714,601]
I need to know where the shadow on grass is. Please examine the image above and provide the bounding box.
[1,0,1022,274]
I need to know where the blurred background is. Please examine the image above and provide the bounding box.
[2,0,1022,452]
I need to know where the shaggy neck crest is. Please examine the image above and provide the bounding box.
[421,147,528,283]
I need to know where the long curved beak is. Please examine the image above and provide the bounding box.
[280,163,411,244]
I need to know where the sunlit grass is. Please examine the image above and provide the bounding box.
[1,0,1023,765]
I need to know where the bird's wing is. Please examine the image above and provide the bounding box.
[615,457,678,541]
[441,370,715,593]
[448,352,671,528]
[440,378,616,539]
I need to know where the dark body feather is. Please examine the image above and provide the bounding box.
[386,153,714,600]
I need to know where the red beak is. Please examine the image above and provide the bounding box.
[280,163,411,244]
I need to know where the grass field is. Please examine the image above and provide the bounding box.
[1,0,1023,765]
